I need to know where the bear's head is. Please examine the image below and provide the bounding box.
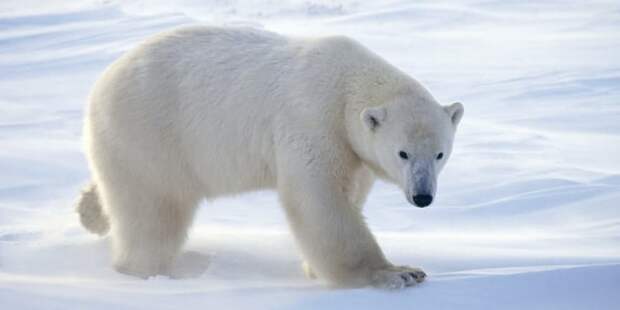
[359,96,463,208]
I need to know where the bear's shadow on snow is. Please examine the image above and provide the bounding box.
[83,238,212,279]
[171,251,211,278]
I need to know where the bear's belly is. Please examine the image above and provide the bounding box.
[181,121,278,198]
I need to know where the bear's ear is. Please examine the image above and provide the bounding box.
[361,107,386,131]
[445,102,464,127]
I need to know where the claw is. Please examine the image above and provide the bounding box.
[372,266,427,289]
[410,272,425,283]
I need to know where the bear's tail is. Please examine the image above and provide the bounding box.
[75,182,110,236]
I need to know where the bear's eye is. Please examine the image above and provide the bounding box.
[436,152,444,160]
[398,151,409,160]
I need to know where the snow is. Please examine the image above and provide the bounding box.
[1,1,619,309]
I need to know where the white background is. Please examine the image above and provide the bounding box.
[1,1,619,309]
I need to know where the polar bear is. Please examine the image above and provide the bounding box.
[76,26,463,289]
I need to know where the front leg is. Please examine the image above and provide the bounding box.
[277,158,425,288]
[302,164,373,279]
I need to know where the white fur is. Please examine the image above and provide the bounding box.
[78,26,463,288]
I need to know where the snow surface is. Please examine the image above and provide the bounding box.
[1,1,619,309]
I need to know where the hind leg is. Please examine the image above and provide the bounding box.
[101,179,199,278]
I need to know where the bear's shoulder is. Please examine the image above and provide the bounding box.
[310,35,365,56]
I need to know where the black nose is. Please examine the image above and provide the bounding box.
[413,194,433,207]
